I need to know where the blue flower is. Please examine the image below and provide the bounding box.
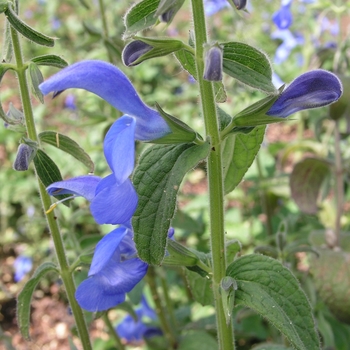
[46,117,138,225]
[14,256,33,282]
[267,70,342,118]
[75,227,148,312]
[204,0,229,16]
[39,60,171,141]
[273,0,293,30]
[271,29,304,64]
[116,296,162,342]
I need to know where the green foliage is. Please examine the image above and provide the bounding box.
[133,142,209,264]
[226,254,321,350]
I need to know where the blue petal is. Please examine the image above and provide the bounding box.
[39,60,171,141]
[76,253,148,311]
[90,175,138,225]
[267,70,343,118]
[116,311,147,342]
[89,227,129,276]
[75,276,127,312]
[273,4,293,30]
[14,256,33,282]
[46,176,101,201]
[104,116,135,184]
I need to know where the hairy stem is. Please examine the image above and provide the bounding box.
[103,313,125,350]
[10,26,92,350]
[191,0,235,348]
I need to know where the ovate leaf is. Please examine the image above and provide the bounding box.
[222,42,276,93]
[124,0,160,39]
[223,126,265,193]
[39,131,94,172]
[133,142,209,265]
[290,158,331,214]
[17,262,58,339]
[33,149,71,205]
[226,254,320,350]
[185,269,214,306]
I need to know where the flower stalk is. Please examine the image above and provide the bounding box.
[10,26,92,350]
[190,0,235,348]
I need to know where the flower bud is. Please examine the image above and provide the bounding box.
[203,45,223,82]
[13,144,35,171]
[233,0,247,10]
[122,40,153,67]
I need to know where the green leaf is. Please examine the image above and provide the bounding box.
[222,126,265,194]
[178,331,218,350]
[5,5,55,47]
[0,1,8,13]
[124,0,160,39]
[185,269,214,306]
[33,149,71,205]
[39,131,94,172]
[175,49,227,103]
[222,42,276,93]
[133,142,210,265]
[290,158,331,214]
[252,344,293,350]
[226,254,321,350]
[31,55,68,69]
[17,262,58,339]
[28,62,44,103]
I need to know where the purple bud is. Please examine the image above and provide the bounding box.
[233,0,247,10]
[122,41,153,67]
[203,46,223,82]
[13,144,35,171]
[267,70,342,118]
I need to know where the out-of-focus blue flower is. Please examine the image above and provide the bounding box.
[267,69,342,118]
[14,256,33,282]
[320,16,339,37]
[75,227,148,312]
[64,94,76,110]
[51,16,61,31]
[46,117,138,225]
[272,0,293,30]
[204,0,229,16]
[272,29,304,64]
[39,60,170,141]
[116,296,162,342]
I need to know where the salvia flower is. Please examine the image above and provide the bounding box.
[273,0,293,30]
[46,117,138,225]
[123,41,153,67]
[39,60,171,141]
[116,296,162,342]
[267,70,342,118]
[204,0,229,16]
[14,256,33,282]
[75,227,148,312]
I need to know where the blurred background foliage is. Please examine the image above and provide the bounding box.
[1,0,350,349]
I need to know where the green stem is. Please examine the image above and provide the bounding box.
[190,0,235,348]
[146,267,178,349]
[10,27,92,350]
[98,0,113,63]
[334,120,343,247]
[158,267,177,331]
[103,313,125,350]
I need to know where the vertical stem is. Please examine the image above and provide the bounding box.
[334,120,343,246]
[191,0,235,348]
[146,267,177,349]
[10,27,92,350]
[98,0,113,63]
[103,313,125,350]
